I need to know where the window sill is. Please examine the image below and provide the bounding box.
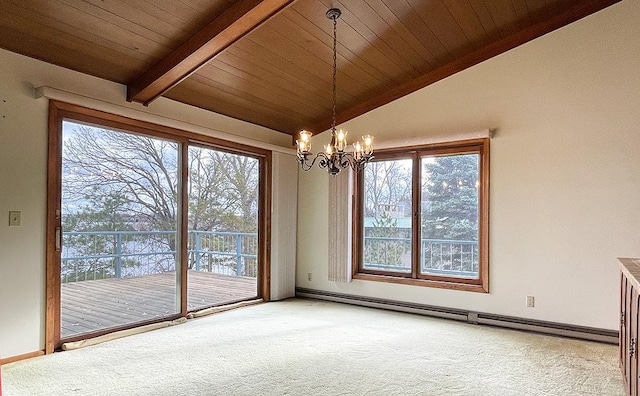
[353,272,489,293]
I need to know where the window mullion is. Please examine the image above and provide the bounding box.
[411,153,420,279]
[179,141,189,316]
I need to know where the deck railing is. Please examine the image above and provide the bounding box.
[62,231,478,283]
[363,236,479,278]
[61,230,258,283]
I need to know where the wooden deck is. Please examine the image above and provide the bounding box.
[61,271,257,338]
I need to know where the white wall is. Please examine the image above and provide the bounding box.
[270,152,298,300]
[297,0,640,330]
[0,56,48,361]
[0,48,293,359]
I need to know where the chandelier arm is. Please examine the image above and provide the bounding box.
[337,153,353,171]
[316,152,331,170]
[299,151,374,175]
[299,160,314,172]
[298,153,318,172]
[298,152,332,172]
[343,153,364,172]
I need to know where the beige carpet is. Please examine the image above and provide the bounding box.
[2,299,623,395]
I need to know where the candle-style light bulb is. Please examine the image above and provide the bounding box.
[325,144,334,156]
[361,135,374,155]
[297,130,312,154]
[353,141,362,160]
[336,129,348,152]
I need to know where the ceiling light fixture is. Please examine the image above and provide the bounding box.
[296,8,374,176]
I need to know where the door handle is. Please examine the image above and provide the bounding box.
[55,227,61,252]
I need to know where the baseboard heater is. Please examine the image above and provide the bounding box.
[295,287,618,344]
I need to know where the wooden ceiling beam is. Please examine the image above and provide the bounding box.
[308,0,622,135]
[127,0,295,105]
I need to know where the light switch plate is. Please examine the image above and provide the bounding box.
[9,211,21,226]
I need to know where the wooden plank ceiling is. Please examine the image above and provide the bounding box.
[0,0,621,137]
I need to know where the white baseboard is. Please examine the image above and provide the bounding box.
[295,288,618,344]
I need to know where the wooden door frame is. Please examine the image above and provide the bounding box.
[45,101,63,354]
[46,100,271,353]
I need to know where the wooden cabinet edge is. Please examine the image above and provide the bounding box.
[619,258,640,396]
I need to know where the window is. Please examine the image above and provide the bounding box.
[354,139,489,292]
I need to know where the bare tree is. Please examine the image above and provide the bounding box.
[213,151,259,232]
[64,125,179,231]
[61,123,261,277]
[364,159,412,218]
[64,126,259,233]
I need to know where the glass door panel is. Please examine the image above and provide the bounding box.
[61,120,179,339]
[187,146,259,311]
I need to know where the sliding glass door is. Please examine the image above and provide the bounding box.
[46,101,270,351]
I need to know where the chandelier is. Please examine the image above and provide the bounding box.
[296,8,374,176]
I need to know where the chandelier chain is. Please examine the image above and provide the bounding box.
[331,12,337,134]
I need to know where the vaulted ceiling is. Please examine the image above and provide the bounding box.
[0,0,621,137]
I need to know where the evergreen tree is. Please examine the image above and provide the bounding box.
[370,212,400,239]
[366,212,406,268]
[61,190,138,282]
[421,154,479,241]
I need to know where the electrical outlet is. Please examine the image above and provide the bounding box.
[307,273,312,281]
[526,296,535,308]
[9,211,21,227]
